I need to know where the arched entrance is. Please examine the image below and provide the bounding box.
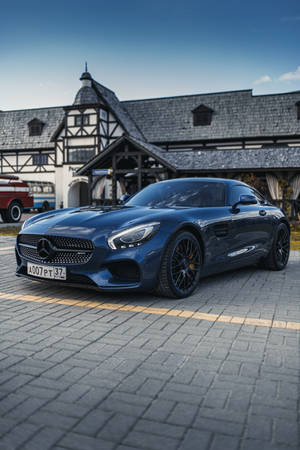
[68,179,89,207]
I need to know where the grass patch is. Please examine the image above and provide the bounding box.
[0,227,21,236]
[291,230,300,250]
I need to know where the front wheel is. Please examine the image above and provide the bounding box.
[5,201,23,223]
[155,231,202,298]
[261,223,290,270]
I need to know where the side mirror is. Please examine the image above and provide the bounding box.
[120,193,131,204]
[232,194,257,212]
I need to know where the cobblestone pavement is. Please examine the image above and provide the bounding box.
[0,236,299,450]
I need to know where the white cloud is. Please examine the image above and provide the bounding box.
[278,66,300,81]
[254,75,272,85]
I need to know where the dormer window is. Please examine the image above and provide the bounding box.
[75,114,89,126]
[296,101,300,120]
[192,105,214,126]
[28,118,44,136]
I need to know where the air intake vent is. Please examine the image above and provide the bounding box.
[213,223,229,238]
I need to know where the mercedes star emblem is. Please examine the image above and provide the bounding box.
[37,238,55,261]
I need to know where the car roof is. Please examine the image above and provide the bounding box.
[159,177,245,186]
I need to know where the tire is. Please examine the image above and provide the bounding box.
[6,201,23,223]
[155,231,202,298]
[261,223,290,270]
[38,201,50,213]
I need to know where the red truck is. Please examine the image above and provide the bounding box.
[0,175,33,223]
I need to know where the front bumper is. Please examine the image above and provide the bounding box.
[15,232,167,293]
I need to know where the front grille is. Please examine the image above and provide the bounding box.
[18,234,93,250]
[18,234,94,265]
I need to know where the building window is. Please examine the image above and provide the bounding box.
[296,102,300,120]
[28,119,44,136]
[192,105,214,126]
[32,154,48,165]
[75,114,89,126]
[100,109,108,120]
[68,148,95,163]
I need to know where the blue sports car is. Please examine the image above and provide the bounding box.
[16,178,290,298]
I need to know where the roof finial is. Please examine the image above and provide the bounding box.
[85,62,88,73]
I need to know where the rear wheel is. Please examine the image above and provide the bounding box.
[261,223,290,270]
[155,231,202,298]
[5,201,23,223]
[38,201,50,213]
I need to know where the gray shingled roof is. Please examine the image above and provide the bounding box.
[74,86,99,105]
[78,133,300,175]
[0,107,64,150]
[76,135,177,175]
[163,146,300,170]
[2,80,300,154]
[93,81,145,140]
[122,90,300,142]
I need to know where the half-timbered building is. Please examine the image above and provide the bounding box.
[1,69,300,214]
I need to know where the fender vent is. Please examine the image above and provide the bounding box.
[213,223,229,237]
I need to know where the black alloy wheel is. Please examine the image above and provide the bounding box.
[261,222,290,270]
[275,226,290,267]
[155,231,202,298]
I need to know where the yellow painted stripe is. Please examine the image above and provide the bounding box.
[0,246,15,251]
[0,291,299,331]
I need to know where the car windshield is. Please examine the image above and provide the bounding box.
[126,180,226,208]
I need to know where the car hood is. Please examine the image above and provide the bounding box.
[21,205,180,238]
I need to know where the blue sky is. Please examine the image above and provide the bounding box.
[1,0,300,109]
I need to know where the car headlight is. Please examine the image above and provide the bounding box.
[108,222,160,250]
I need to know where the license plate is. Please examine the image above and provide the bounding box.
[27,262,66,280]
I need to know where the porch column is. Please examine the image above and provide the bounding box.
[88,173,93,205]
[112,154,117,205]
[138,154,142,191]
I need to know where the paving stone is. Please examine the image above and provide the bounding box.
[134,418,185,439]
[5,397,48,420]
[194,416,244,437]
[167,403,198,427]
[0,422,41,449]
[0,392,27,415]
[273,419,299,446]
[58,432,115,450]
[242,438,297,450]
[124,430,180,450]
[28,410,78,430]
[246,415,272,441]
[142,399,175,422]
[137,378,165,397]
[209,434,240,450]
[73,409,113,436]
[99,413,137,441]
[178,429,211,450]
[43,400,90,418]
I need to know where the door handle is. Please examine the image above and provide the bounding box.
[259,210,267,216]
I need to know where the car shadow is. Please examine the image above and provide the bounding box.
[15,263,270,308]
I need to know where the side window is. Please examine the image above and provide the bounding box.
[230,185,255,205]
[252,189,265,205]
